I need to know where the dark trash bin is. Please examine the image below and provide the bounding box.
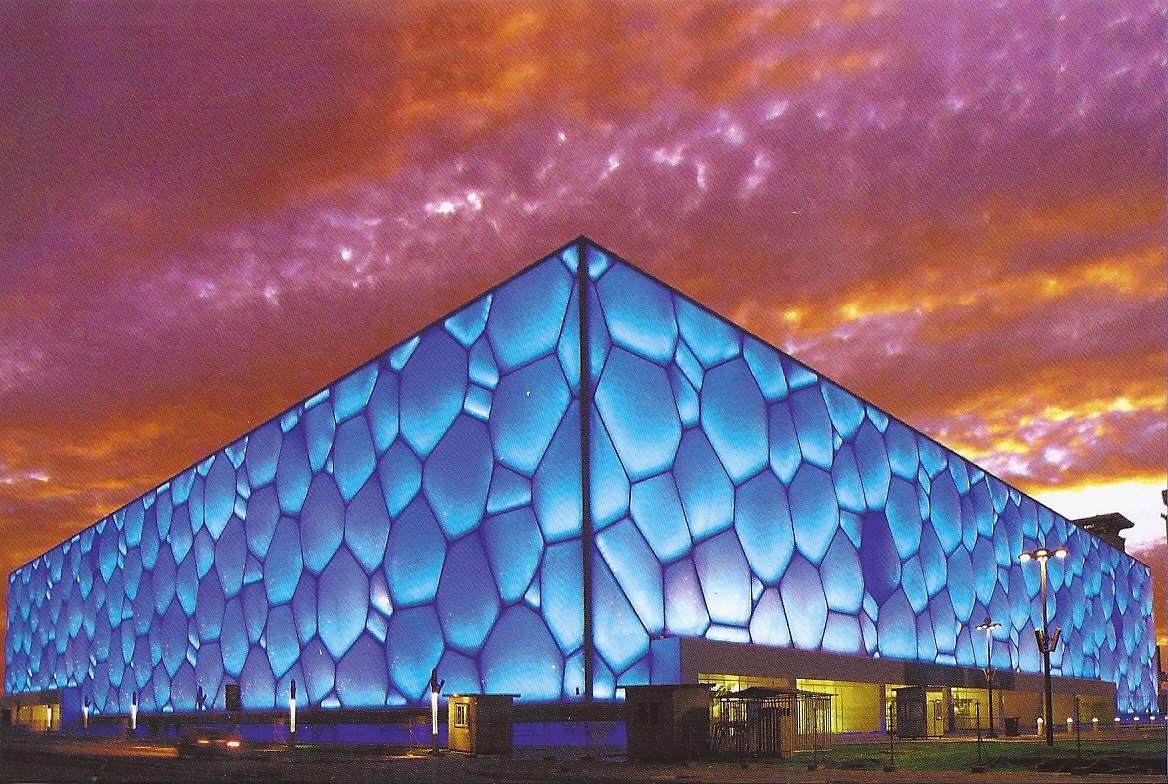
[1003,717,1020,737]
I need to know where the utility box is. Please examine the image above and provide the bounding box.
[624,684,712,762]
[894,686,928,739]
[446,694,516,755]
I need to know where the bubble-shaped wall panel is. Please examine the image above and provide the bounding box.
[584,244,1156,713]
[4,239,1157,716]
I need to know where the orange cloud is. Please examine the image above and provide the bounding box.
[2,0,1164,686]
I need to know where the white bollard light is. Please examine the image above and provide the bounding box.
[130,691,138,732]
[289,679,297,736]
[1092,717,1098,732]
[428,668,444,755]
[46,705,52,732]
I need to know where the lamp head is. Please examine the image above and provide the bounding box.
[976,617,1000,632]
[1020,545,1066,563]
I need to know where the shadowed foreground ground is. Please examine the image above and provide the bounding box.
[2,731,1165,783]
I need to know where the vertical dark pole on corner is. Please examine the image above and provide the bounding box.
[884,702,896,773]
[1074,695,1081,761]
[974,701,984,771]
[1040,557,1054,747]
[578,238,594,705]
[987,669,995,738]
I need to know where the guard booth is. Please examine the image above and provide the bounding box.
[712,687,832,758]
[0,689,67,732]
[894,686,928,738]
[624,685,713,762]
[446,694,517,755]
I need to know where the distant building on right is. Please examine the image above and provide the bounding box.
[1073,513,1135,553]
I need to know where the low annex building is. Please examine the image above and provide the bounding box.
[4,238,1159,734]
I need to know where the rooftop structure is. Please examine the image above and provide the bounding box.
[1073,513,1135,553]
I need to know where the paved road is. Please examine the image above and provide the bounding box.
[2,735,1165,783]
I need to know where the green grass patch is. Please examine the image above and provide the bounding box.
[743,739,1166,775]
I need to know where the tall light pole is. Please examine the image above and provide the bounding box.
[1020,545,1067,747]
[976,617,1002,737]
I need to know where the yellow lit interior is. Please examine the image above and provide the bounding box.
[795,679,882,734]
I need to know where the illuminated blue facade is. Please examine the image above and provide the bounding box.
[5,239,1158,716]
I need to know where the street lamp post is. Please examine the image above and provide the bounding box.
[1020,546,1067,747]
[976,617,1002,738]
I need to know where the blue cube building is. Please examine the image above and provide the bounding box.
[3,238,1159,735]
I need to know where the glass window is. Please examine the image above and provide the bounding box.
[796,679,881,734]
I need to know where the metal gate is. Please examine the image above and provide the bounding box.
[711,687,832,758]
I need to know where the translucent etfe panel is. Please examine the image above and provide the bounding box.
[480,605,563,700]
[594,348,681,481]
[585,251,1155,710]
[2,240,1159,715]
[398,328,469,458]
[490,355,571,475]
[486,258,573,373]
[699,357,768,483]
[422,415,492,539]
[595,519,663,634]
[596,261,678,364]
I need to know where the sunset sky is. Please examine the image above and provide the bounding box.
[1,1,1165,671]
